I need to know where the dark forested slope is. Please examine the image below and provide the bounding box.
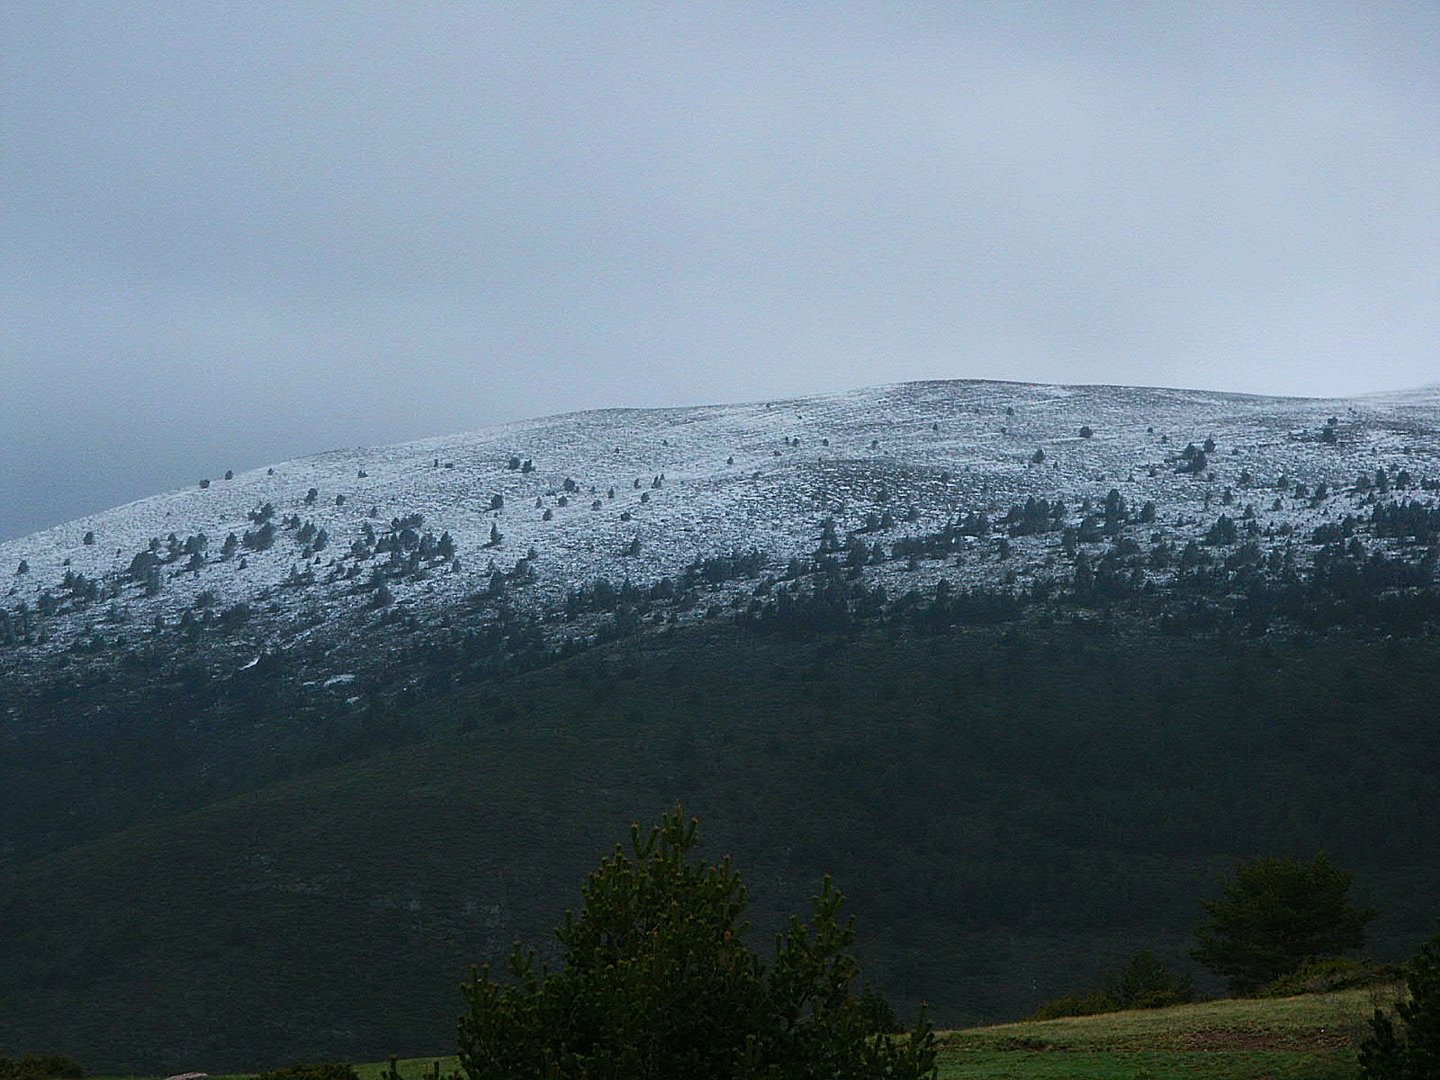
[3,617,1437,1071]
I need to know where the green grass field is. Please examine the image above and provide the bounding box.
[85,986,1393,1080]
[934,986,1393,1079]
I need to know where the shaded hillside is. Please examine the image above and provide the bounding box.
[3,618,1437,1071]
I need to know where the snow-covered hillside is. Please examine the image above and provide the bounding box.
[4,379,1440,715]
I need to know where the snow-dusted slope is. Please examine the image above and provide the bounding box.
[4,379,1439,709]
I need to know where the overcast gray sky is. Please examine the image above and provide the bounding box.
[3,2,1437,540]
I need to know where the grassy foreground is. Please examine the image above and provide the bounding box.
[935,986,1393,1078]
[86,985,1394,1080]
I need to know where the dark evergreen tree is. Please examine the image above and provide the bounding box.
[1360,927,1440,1079]
[1191,854,1377,994]
[243,522,277,551]
[453,807,936,1080]
[1177,445,1208,475]
[1205,515,1238,546]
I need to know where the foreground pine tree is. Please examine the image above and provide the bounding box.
[1359,928,1440,1079]
[453,806,937,1080]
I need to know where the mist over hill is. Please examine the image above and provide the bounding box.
[3,379,1440,1070]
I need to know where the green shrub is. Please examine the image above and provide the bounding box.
[1028,949,1193,1020]
[1261,956,1394,997]
[1028,990,1117,1020]
[453,805,937,1080]
[1102,949,1195,1010]
[0,1057,83,1080]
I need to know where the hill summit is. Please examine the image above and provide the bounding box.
[5,379,1439,715]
